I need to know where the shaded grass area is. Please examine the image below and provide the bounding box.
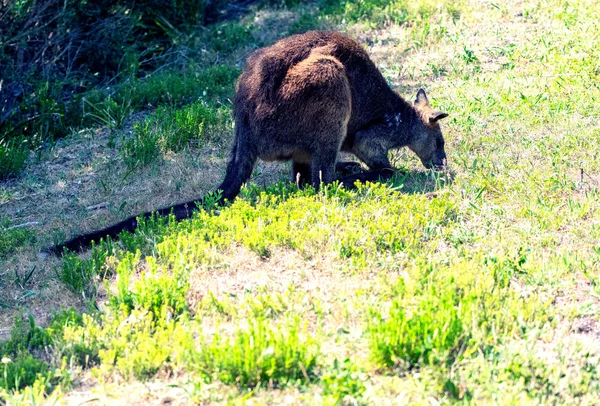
[2,0,600,403]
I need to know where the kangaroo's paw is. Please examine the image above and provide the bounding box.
[335,161,363,176]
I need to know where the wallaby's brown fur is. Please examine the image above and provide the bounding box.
[217,30,449,200]
[47,30,448,255]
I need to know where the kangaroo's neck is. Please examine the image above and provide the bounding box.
[352,92,414,139]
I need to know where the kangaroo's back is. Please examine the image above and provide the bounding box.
[235,31,401,133]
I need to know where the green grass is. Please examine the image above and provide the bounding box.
[121,100,229,169]
[0,138,28,180]
[0,218,36,258]
[2,0,600,404]
[199,316,320,387]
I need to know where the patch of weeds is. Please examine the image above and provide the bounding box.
[87,309,195,381]
[200,316,320,387]
[209,22,255,54]
[2,315,53,355]
[118,213,177,255]
[156,101,224,150]
[121,120,162,169]
[121,100,227,169]
[320,0,462,28]
[244,290,289,319]
[368,278,465,370]
[0,315,66,393]
[132,256,189,318]
[0,217,36,258]
[0,355,50,392]
[0,137,28,179]
[120,65,240,109]
[460,46,479,64]
[58,242,111,298]
[107,251,139,313]
[83,97,132,130]
[59,313,103,369]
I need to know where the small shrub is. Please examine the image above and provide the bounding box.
[132,256,189,318]
[322,359,366,404]
[118,212,177,255]
[121,121,162,169]
[60,313,104,368]
[2,316,52,356]
[58,243,110,296]
[83,97,132,129]
[0,317,55,392]
[107,251,139,313]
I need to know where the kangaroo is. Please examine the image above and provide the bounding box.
[47,30,448,255]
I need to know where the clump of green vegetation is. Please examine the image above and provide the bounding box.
[322,359,366,404]
[368,279,465,369]
[199,316,320,387]
[0,312,78,393]
[116,65,241,110]
[59,243,111,297]
[1,355,50,392]
[121,100,228,169]
[0,138,28,180]
[0,217,36,258]
[320,0,462,27]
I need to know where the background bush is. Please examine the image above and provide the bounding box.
[0,0,238,148]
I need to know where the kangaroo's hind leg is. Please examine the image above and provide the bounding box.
[292,161,311,187]
[311,141,341,188]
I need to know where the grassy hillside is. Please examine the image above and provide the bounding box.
[1,0,600,404]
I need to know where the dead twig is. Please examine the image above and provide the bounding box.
[2,221,39,231]
[86,202,109,211]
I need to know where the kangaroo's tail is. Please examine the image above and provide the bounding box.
[45,195,216,256]
[46,130,254,256]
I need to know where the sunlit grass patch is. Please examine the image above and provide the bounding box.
[368,255,550,372]
[154,182,456,266]
[199,316,320,387]
[118,65,241,110]
[320,0,463,28]
[0,138,29,180]
[368,279,465,370]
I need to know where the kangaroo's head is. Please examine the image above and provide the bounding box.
[408,89,449,170]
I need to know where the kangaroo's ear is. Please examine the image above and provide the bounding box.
[415,88,429,106]
[429,111,449,123]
